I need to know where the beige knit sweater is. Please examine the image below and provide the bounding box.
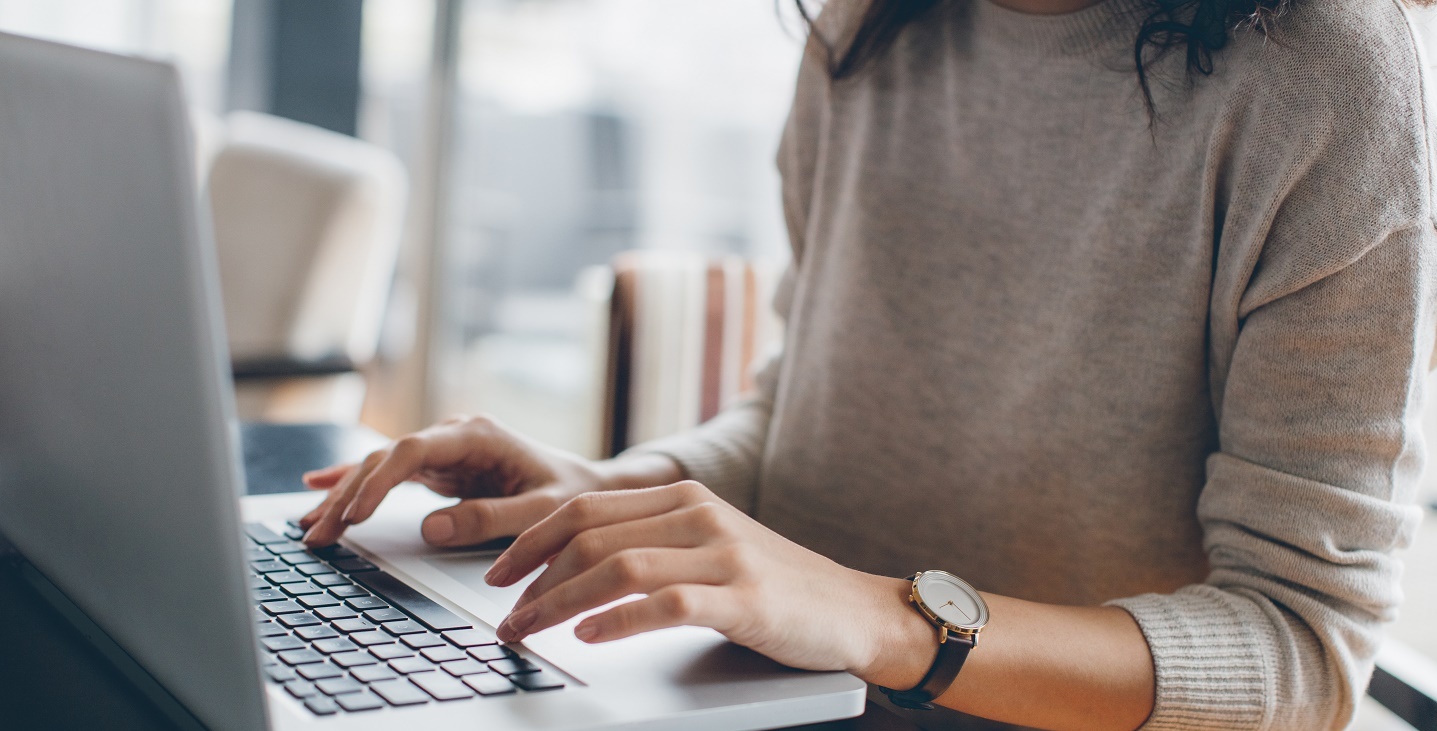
[631,0,1437,728]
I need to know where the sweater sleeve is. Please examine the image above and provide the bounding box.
[1109,227,1434,731]
[1109,8,1437,728]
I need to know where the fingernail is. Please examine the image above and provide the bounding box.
[574,622,599,642]
[499,606,537,641]
[485,559,510,586]
[422,515,455,545]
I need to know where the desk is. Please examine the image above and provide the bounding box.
[0,423,942,731]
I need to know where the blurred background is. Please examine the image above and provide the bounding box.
[0,0,799,456]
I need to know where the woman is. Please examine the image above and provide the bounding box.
[300,0,1436,728]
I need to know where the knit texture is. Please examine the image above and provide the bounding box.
[629,0,1437,728]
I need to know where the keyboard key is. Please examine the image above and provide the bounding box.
[381,620,426,636]
[402,633,445,649]
[312,574,352,588]
[299,594,341,609]
[261,635,306,652]
[266,571,307,585]
[280,551,323,566]
[354,571,473,631]
[304,696,339,716]
[278,649,325,666]
[281,582,324,597]
[462,674,516,696]
[316,677,363,696]
[336,691,385,712]
[331,651,378,668]
[420,646,466,663]
[363,608,406,623]
[317,606,359,621]
[245,547,273,562]
[278,613,322,629]
[467,645,512,663]
[298,563,336,577]
[251,588,285,602]
[283,526,306,542]
[250,560,289,574]
[351,664,400,683]
[349,631,396,647]
[389,657,435,675]
[244,522,287,544]
[332,558,378,573]
[345,596,388,611]
[295,625,339,641]
[370,680,430,706]
[312,638,359,655]
[247,576,270,590]
[264,665,297,683]
[261,600,304,616]
[443,628,498,647]
[312,545,357,560]
[255,621,288,638]
[370,644,414,660]
[284,680,317,699]
[511,671,565,692]
[266,540,307,555]
[487,658,539,676]
[440,660,488,677]
[411,672,473,701]
[332,618,378,634]
[329,585,369,599]
[296,663,346,681]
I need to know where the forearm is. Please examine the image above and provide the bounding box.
[857,575,1154,731]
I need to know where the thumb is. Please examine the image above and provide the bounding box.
[422,489,566,547]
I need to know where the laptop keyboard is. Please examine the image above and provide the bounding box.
[244,521,565,716]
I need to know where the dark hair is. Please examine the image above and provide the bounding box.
[793,0,1295,114]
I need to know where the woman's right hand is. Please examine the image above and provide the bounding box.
[298,415,612,548]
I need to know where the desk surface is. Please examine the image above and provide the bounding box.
[0,423,949,731]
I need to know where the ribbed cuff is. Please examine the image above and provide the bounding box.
[1107,587,1275,731]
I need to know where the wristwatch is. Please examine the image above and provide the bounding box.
[879,570,989,710]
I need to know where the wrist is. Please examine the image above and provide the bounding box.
[850,573,939,690]
[590,453,685,492]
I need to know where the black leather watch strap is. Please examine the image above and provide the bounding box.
[880,629,975,710]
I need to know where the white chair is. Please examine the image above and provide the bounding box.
[203,111,407,423]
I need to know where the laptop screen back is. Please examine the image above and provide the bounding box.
[0,34,268,731]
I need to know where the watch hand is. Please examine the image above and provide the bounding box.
[939,599,974,622]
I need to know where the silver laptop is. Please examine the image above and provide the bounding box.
[0,32,865,731]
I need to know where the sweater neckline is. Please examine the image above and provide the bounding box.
[968,0,1151,58]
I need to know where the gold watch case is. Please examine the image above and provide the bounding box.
[908,570,989,646]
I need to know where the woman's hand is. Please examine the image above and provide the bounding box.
[485,480,923,677]
[298,415,609,548]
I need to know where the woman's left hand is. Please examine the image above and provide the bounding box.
[484,480,912,676]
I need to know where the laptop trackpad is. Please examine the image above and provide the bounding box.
[423,551,527,610]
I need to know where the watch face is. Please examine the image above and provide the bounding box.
[914,571,988,631]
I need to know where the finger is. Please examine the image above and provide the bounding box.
[572,584,737,644]
[496,547,729,642]
[337,435,431,526]
[420,490,564,547]
[302,463,354,489]
[487,482,708,586]
[302,450,387,546]
[340,423,514,526]
[299,486,346,529]
[512,508,710,608]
